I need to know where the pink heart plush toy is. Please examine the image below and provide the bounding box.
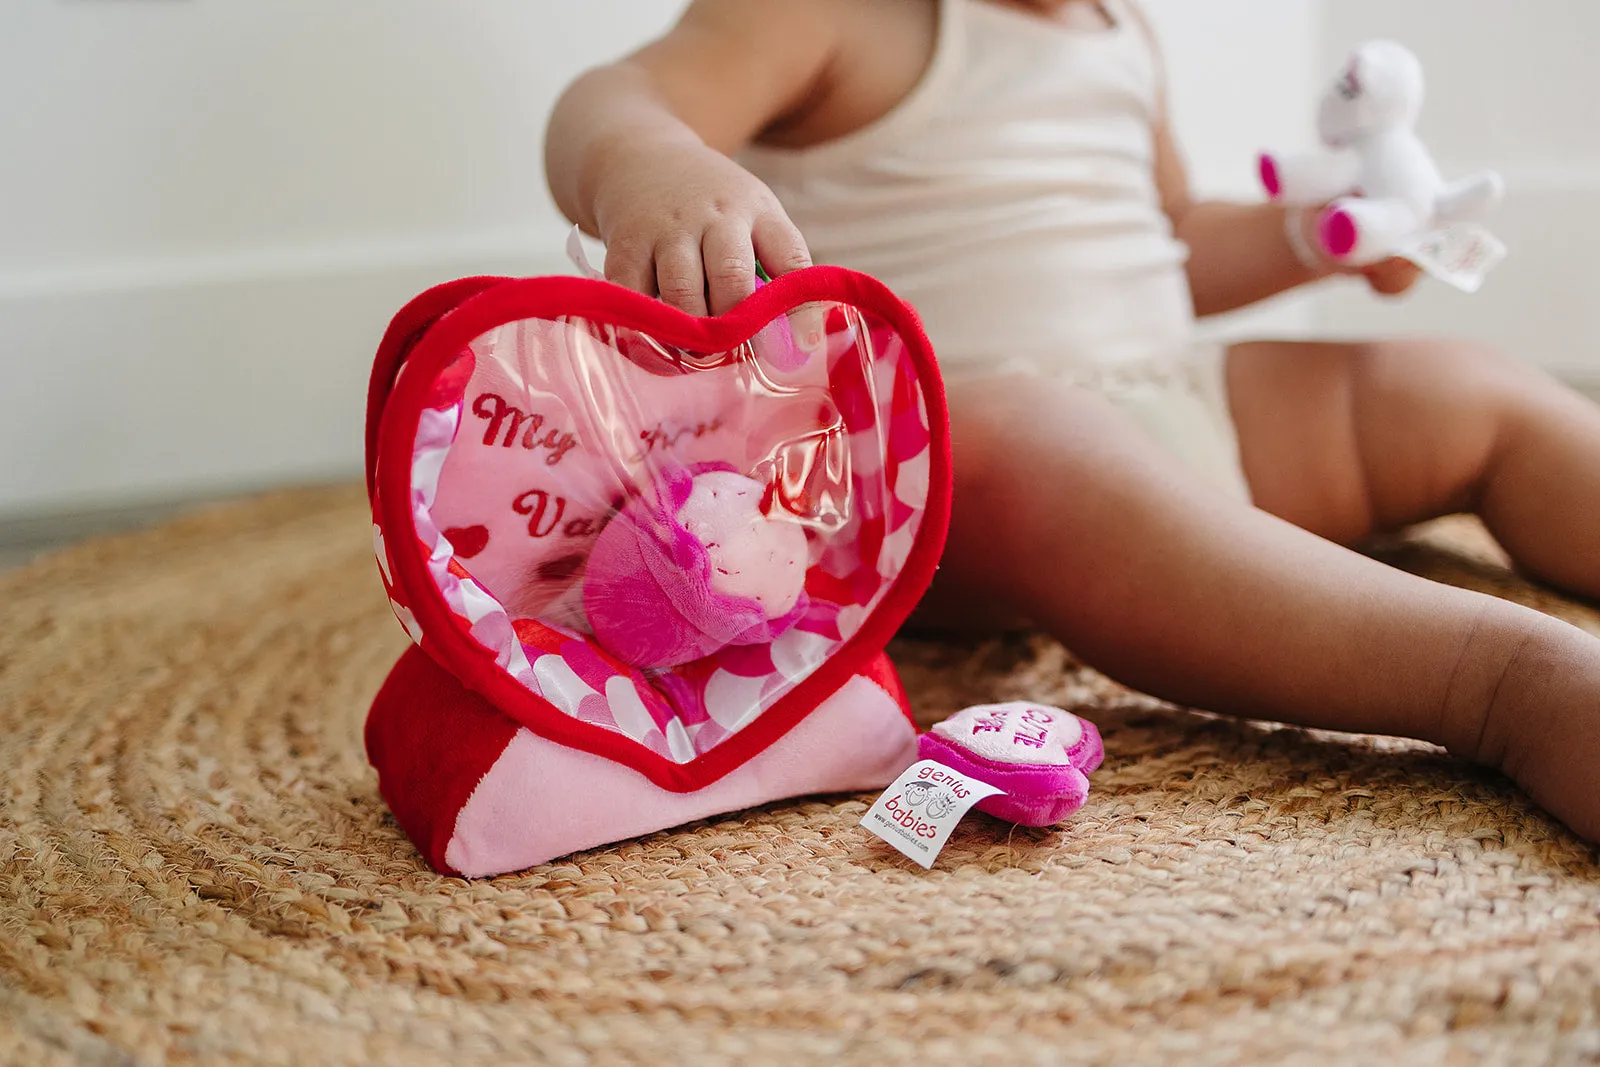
[920,702,1104,826]
[362,267,1102,878]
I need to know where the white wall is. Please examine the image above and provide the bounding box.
[0,0,682,514]
[2,1,1587,516]
[1143,0,1323,344]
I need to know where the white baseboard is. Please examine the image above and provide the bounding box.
[1,239,573,515]
[0,229,572,303]
[4,225,1595,519]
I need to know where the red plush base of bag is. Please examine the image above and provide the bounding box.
[367,645,918,877]
[363,267,951,877]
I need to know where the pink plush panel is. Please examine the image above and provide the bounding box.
[443,673,917,878]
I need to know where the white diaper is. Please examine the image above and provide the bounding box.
[944,344,1253,502]
[1075,345,1252,502]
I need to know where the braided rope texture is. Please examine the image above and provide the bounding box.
[1,485,1597,1066]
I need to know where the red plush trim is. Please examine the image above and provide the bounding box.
[372,267,953,794]
[859,650,916,729]
[364,275,511,498]
[365,645,520,876]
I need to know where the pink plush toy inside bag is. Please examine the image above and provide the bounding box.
[364,266,1101,878]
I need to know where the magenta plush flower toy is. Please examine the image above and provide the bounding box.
[582,463,811,669]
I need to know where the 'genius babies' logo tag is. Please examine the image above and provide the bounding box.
[860,760,1004,869]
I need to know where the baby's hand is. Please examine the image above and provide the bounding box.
[593,140,812,316]
[1359,256,1423,297]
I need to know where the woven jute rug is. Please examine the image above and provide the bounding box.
[2,485,1598,1066]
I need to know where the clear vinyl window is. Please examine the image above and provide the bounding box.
[402,301,932,764]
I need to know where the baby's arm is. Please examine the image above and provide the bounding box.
[545,0,839,314]
[1155,126,1338,316]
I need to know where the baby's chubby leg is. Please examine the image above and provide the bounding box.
[929,376,1600,840]
[1229,338,1600,605]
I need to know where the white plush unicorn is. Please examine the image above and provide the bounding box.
[1259,39,1505,285]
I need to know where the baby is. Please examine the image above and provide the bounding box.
[546,0,1600,840]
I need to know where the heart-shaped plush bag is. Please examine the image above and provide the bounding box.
[363,267,952,877]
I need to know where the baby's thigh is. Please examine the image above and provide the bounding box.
[911,374,1227,632]
[1226,338,1516,543]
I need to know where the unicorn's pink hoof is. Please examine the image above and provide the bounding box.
[1319,207,1360,259]
[1258,154,1283,200]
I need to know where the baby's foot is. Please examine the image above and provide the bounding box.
[1445,609,1600,842]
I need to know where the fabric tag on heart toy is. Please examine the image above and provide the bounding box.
[860,760,1004,868]
[1398,222,1506,293]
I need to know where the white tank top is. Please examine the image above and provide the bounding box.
[741,0,1195,378]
